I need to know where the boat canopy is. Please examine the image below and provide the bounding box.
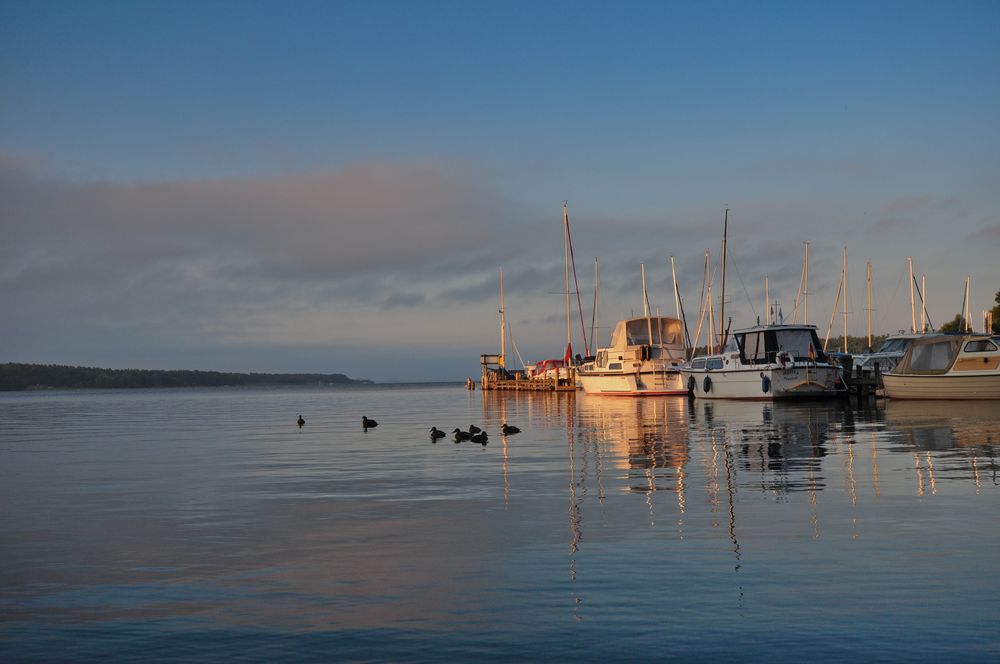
[893,336,963,375]
[609,317,684,350]
[736,327,825,364]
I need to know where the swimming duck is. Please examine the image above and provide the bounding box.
[430,427,446,441]
[362,416,378,430]
[297,415,305,428]
[471,431,489,446]
[452,428,471,442]
[501,423,520,435]
[468,424,482,434]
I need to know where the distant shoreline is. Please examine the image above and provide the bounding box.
[0,363,373,391]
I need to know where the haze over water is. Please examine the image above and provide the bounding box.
[1,385,998,661]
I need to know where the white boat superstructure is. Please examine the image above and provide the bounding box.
[578,316,688,395]
[852,333,927,374]
[883,334,1000,399]
[681,324,843,400]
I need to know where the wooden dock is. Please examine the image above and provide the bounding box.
[479,353,577,392]
[843,364,884,401]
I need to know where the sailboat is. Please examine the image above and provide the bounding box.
[526,203,590,387]
[680,212,843,399]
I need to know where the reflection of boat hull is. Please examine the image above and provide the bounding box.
[683,365,840,400]
[578,369,687,396]
[883,373,1000,400]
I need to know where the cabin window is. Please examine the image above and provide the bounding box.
[738,331,770,364]
[690,358,707,370]
[608,362,622,371]
[707,358,724,370]
[964,339,997,353]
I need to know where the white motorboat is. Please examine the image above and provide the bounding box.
[883,334,1000,399]
[681,324,843,400]
[852,333,928,374]
[578,316,688,395]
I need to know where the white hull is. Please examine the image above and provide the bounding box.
[682,364,841,400]
[883,373,1000,400]
[578,369,687,396]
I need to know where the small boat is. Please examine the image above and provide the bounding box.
[681,323,843,400]
[578,316,688,395]
[883,334,1000,399]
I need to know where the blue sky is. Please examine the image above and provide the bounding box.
[2,1,999,380]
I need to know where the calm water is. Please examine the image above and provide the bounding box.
[1,385,998,662]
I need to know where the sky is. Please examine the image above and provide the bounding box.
[2,0,999,381]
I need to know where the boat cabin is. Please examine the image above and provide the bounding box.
[731,325,827,366]
[893,335,1000,375]
[593,316,686,369]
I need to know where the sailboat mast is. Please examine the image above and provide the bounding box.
[765,275,770,325]
[720,209,728,344]
[707,283,716,354]
[804,241,809,324]
[591,258,599,350]
[499,268,506,369]
[563,203,571,353]
[842,246,848,353]
[965,276,972,332]
[671,256,682,321]
[866,261,872,351]
[921,274,927,333]
[642,263,654,350]
[908,257,916,333]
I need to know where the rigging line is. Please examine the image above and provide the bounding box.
[564,208,590,356]
[726,247,758,321]
[506,321,527,370]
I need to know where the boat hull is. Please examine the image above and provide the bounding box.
[578,369,687,396]
[883,373,1000,400]
[681,365,841,400]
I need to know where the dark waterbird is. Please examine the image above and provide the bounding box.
[362,416,378,431]
[468,424,482,434]
[452,428,471,443]
[297,415,305,428]
[430,427,446,441]
[471,431,489,446]
[501,423,520,435]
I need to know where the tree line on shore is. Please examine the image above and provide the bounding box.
[0,363,368,391]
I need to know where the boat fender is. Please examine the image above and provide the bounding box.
[703,376,712,393]
[687,375,696,393]
[761,373,771,394]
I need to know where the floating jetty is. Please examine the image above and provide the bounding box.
[479,354,577,392]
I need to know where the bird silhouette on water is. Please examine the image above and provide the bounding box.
[468,424,482,434]
[297,415,305,428]
[452,428,471,443]
[430,427,446,442]
[501,423,520,435]
[471,431,489,446]
[362,416,378,431]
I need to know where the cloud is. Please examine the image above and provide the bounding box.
[968,224,1000,243]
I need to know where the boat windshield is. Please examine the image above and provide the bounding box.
[895,337,962,374]
[619,318,684,347]
[737,328,824,364]
[877,338,912,353]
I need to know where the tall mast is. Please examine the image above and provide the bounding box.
[671,256,682,322]
[765,275,770,324]
[642,263,654,349]
[921,274,927,333]
[591,258,599,350]
[866,261,872,351]
[563,203,571,353]
[965,276,972,332]
[499,268,506,369]
[720,209,729,344]
[803,241,809,324]
[842,246,848,353]
[707,283,716,354]
[908,257,916,333]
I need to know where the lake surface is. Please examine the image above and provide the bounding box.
[1,385,998,662]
